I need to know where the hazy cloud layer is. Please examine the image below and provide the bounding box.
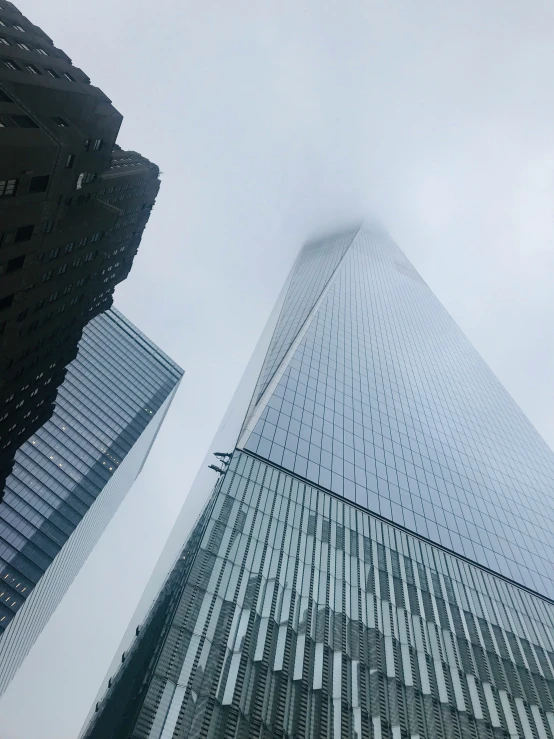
[2,1,554,737]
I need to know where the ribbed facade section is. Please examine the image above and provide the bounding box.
[87,450,554,739]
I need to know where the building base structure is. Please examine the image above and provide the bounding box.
[85,449,554,739]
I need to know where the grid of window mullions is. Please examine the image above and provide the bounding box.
[244,232,554,598]
[1,492,68,547]
[253,234,357,407]
[21,443,100,505]
[67,356,173,428]
[33,427,112,485]
[56,378,148,442]
[36,414,121,471]
[52,396,143,462]
[74,342,173,413]
[48,401,132,465]
[0,503,62,561]
[270,347,548,507]
[25,449,105,506]
[4,481,76,536]
[301,263,547,474]
[85,318,179,387]
[299,291,547,486]
[60,373,148,438]
[0,518,49,578]
[0,546,43,587]
[7,465,85,524]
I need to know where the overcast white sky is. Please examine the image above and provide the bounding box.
[3,0,554,737]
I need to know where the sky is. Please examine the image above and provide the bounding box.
[3,0,554,737]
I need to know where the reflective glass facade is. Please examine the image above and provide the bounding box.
[86,228,554,739]
[0,307,182,693]
[243,229,554,599]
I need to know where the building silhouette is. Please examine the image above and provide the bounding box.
[0,0,160,488]
[87,227,554,739]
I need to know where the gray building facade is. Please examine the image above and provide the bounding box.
[86,228,554,739]
[0,307,182,695]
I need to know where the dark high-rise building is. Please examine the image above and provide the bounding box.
[0,307,182,696]
[86,228,554,739]
[0,0,160,487]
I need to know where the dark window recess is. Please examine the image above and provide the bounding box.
[34,221,54,236]
[6,255,25,273]
[29,175,50,193]
[15,224,34,242]
[11,114,38,128]
[52,117,69,127]
[0,88,12,102]
[65,154,75,169]
[45,68,58,78]
[0,293,14,311]
[3,59,20,71]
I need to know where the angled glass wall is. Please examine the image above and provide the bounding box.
[243,229,554,599]
[85,228,554,739]
[0,308,182,694]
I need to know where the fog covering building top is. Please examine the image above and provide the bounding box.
[86,227,554,739]
[0,307,183,696]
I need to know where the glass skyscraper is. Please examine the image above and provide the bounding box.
[0,307,182,696]
[87,227,554,739]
